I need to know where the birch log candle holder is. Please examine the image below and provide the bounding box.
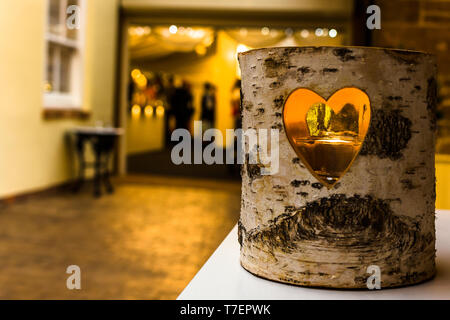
[238,47,437,289]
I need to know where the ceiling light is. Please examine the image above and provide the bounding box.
[300,29,309,38]
[169,25,178,34]
[144,106,153,117]
[329,29,338,38]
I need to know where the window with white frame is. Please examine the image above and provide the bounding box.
[44,0,85,109]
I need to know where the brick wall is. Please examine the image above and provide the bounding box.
[372,0,450,153]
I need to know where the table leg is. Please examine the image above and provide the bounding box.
[102,153,114,194]
[73,137,85,193]
[94,147,102,197]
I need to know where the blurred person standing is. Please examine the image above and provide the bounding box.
[201,82,216,131]
[172,80,194,131]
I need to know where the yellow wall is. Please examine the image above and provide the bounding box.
[126,114,164,154]
[437,155,450,210]
[0,0,118,198]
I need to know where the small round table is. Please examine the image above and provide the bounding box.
[70,127,123,197]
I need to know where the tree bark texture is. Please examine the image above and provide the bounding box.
[238,47,437,289]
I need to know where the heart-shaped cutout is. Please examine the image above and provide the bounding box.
[283,87,371,188]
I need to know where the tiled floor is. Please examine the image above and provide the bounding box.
[0,176,241,299]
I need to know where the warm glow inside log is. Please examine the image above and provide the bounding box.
[283,87,371,188]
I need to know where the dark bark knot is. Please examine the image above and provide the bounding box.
[273,96,284,109]
[270,81,282,89]
[264,57,288,78]
[322,68,339,74]
[333,48,356,62]
[360,109,412,160]
[242,100,253,111]
[255,108,265,116]
[245,153,262,182]
[242,194,433,256]
[290,180,310,187]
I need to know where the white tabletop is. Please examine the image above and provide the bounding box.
[178,210,450,300]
